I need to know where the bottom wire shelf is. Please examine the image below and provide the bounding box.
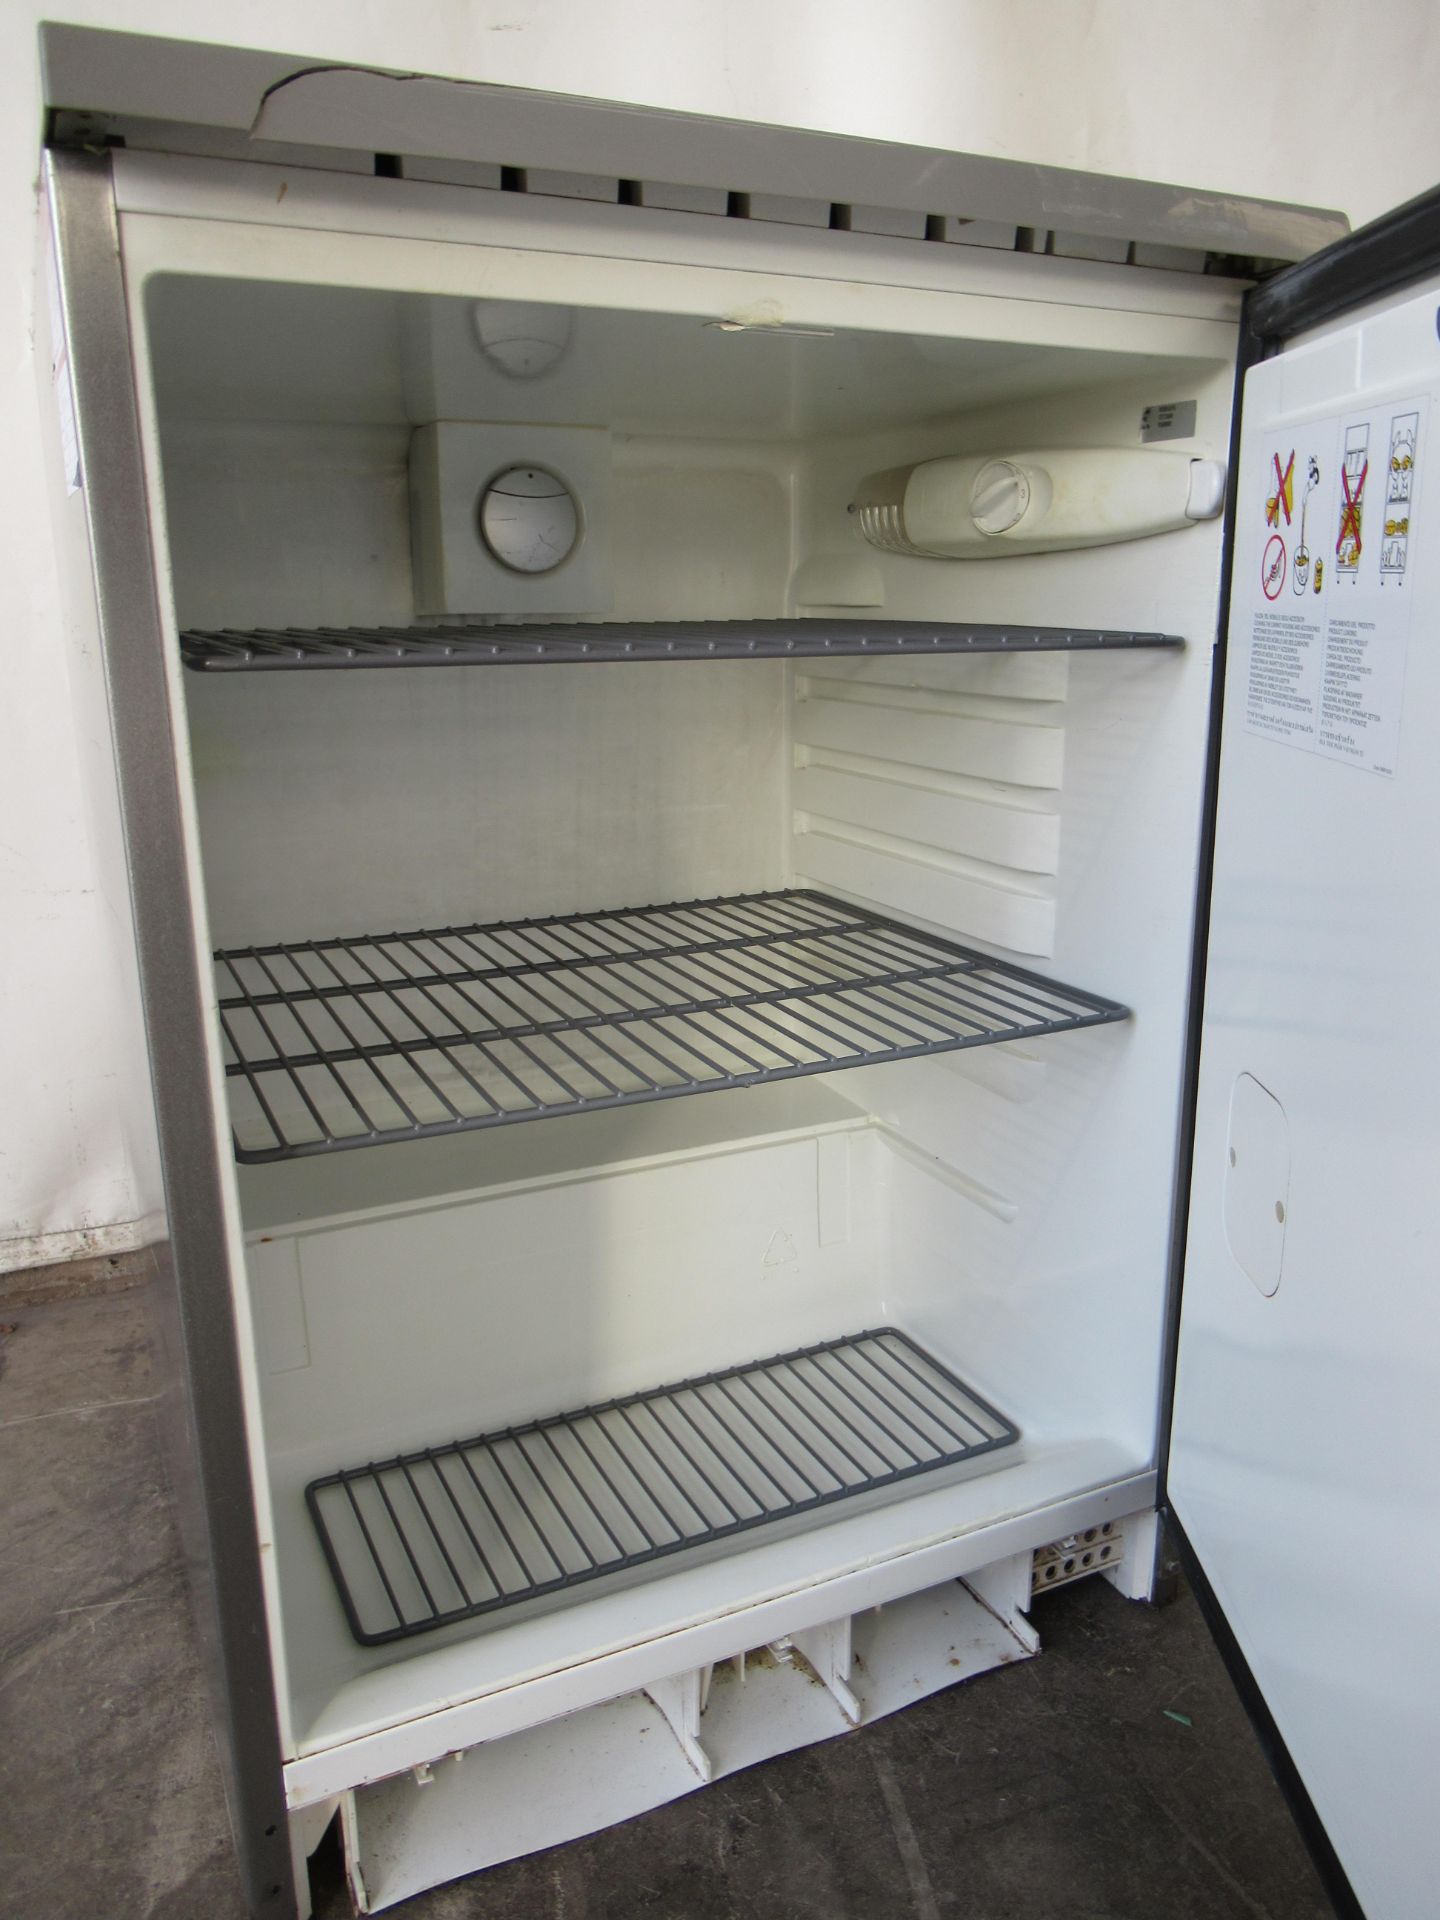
[307,1328,1020,1646]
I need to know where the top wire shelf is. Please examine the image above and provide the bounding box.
[179,618,1183,672]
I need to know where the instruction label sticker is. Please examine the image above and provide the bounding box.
[1240,394,1426,776]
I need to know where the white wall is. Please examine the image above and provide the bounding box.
[4,0,1440,1268]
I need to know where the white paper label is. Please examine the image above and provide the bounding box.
[1240,395,1425,776]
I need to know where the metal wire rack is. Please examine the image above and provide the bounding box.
[306,1327,1020,1646]
[215,888,1128,1162]
[180,617,1182,671]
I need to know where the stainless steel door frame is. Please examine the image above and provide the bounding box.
[43,147,294,1920]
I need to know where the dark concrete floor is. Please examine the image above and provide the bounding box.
[0,1283,1334,1920]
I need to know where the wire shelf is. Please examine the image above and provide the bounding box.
[215,888,1128,1162]
[307,1327,1020,1646]
[180,617,1182,672]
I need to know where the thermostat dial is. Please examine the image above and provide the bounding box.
[478,466,580,574]
[970,459,1032,535]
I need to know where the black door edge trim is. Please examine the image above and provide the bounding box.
[1154,319,1263,1502]
[1164,1511,1367,1920]
[1248,183,1440,342]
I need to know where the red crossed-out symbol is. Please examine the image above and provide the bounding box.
[1265,450,1295,527]
[1262,534,1286,599]
[1337,459,1368,558]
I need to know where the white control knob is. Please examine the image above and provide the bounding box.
[970,459,1032,535]
[478,466,580,574]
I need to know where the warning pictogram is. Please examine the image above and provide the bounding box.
[1336,424,1369,572]
[1261,533,1287,599]
[1292,455,1320,593]
[1381,411,1418,576]
[1265,450,1295,527]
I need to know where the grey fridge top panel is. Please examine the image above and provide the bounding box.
[39,24,1348,266]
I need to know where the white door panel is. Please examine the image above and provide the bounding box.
[1171,271,1440,1919]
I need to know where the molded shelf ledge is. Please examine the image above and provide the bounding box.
[215,888,1128,1162]
[180,617,1183,671]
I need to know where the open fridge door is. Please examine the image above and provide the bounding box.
[1166,192,1440,1920]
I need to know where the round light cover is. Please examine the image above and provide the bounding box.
[478,466,580,574]
[471,300,573,379]
[970,459,1032,535]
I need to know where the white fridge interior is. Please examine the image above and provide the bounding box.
[127,206,1236,1901]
